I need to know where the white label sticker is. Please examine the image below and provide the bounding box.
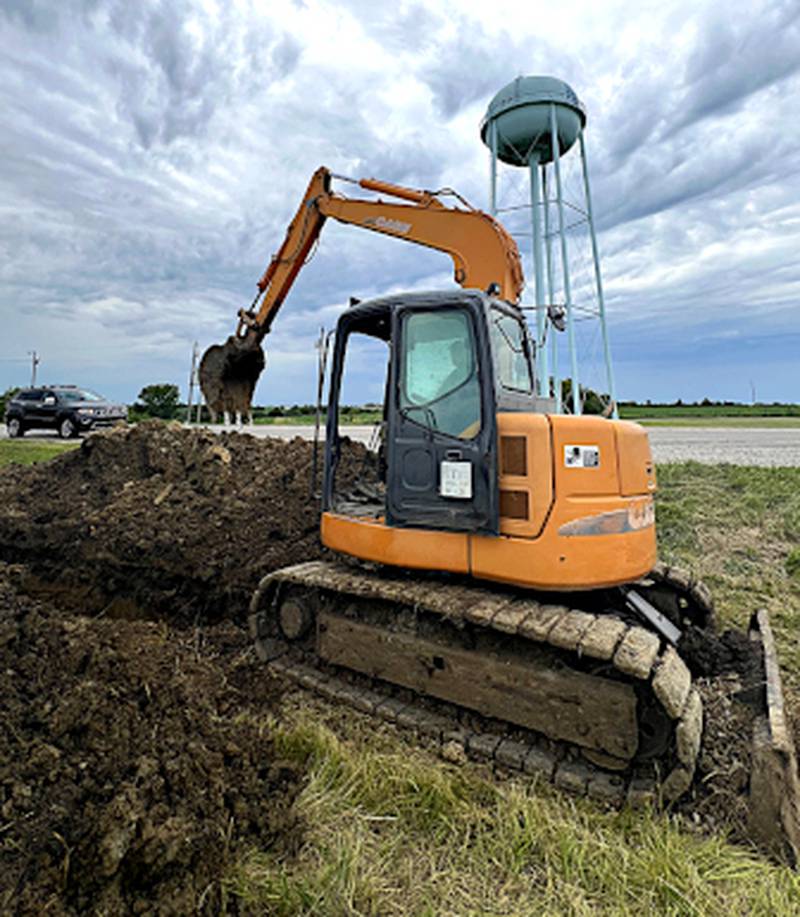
[440,461,472,499]
[564,445,600,468]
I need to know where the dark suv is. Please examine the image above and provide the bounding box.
[4,386,128,439]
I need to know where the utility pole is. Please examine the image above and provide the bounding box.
[28,351,39,387]
[186,341,199,424]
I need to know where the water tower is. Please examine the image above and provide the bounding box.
[481,76,616,416]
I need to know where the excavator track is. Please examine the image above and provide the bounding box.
[249,560,707,806]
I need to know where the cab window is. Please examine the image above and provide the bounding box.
[399,309,481,440]
[489,308,533,393]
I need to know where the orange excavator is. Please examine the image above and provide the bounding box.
[205,168,799,862]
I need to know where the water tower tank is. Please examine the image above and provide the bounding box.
[480,76,586,166]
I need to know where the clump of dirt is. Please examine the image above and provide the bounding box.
[0,422,371,623]
[675,674,756,843]
[0,563,300,915]
[679,625,762,680]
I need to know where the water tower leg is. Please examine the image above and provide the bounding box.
[579,131,618,418]
[528,153,548,396]
[489,120,498,216]
[550,104,580,415]
[543,167,560,412]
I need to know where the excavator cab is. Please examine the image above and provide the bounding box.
[324,291,503,535]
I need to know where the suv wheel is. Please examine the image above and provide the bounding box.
[6,417,24,438]
[59,417,77,439]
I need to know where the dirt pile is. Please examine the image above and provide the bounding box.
[0,563,300,915]
[0,422,369,623]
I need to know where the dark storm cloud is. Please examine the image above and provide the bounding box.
[585,1,800,234]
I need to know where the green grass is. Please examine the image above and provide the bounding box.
[636,417,800,428]
[0,439,80,466]
[620,404,800,420]
[227,704,800,915]
[655,463,800,686]
[225,462,800,915]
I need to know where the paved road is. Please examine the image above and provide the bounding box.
[206,423,800,467]
[645,426,800,467]
[4,423,800,466]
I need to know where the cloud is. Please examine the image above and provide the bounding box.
[1,0,799,406]
[676,0,800,130]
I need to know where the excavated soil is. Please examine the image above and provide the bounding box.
[0,564,300,915]
[0,421,370,622]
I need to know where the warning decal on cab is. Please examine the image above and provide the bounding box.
[564,445,600,468]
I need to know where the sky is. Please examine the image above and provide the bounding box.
[1,0,799,407]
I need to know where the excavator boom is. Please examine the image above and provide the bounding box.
[199,167,524,420]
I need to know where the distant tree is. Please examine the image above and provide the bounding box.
[560,380,608,415]
[0,387,20,418]
[137,384,180,420]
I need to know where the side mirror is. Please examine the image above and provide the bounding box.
[43,396,56,405]
[548,305,567,333]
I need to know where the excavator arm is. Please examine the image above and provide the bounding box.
[238,166,523,339]
[200,167,524,420]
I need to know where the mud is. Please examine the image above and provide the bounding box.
[675,675,755,843]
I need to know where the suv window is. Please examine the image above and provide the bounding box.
[55,389,103,402]
[18,391,43,402]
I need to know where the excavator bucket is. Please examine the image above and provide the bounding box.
[199,335,265,422]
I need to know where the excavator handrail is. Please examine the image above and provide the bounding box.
[236,166,524,342]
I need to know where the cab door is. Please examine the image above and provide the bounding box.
[385,297,499,534]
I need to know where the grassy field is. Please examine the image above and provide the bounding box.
[620,404,800,420]
[635,417,800,428]
[228,462,800,915]
[0,440,80,467]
